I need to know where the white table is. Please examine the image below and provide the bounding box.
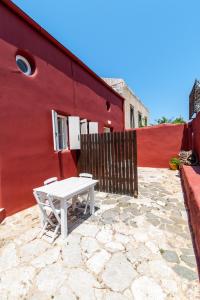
[33,177,98,239]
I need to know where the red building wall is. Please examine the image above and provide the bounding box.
[0,2,124,216]
[136,123,189,168]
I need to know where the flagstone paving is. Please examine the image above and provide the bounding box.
[0,168,199,299]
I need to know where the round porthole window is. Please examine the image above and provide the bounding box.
[16,55,32,76]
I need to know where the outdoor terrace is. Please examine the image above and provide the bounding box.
[0,168,199,299]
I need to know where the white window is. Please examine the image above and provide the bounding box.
[80,119,88,135]
[89,122,98,134]
[52,111,68,151]
[104,127,111,133]
[16,55,32,76]
[52,110,80,151]
[57,115,68,150]
[80,119,99,135]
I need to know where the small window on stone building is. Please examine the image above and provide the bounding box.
[138,112,142,127]
[130,105,135,128]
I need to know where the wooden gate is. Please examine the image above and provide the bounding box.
[78,131,138,197]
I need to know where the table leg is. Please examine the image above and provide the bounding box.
[89,186,95,215]
[60,199,68,239]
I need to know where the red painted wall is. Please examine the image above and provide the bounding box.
[135,124,189,168]
[181,166,200,273]
[181,114,200,274]
[0,3,124,216]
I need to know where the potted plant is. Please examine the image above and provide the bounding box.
[169,157,180,170]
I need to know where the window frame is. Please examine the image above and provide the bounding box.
[130,105,135,128]
[16,55,32,76]
[52,110,81,151]
[57,114,68,151]
[52,110,69,151]
[138,111,142,128]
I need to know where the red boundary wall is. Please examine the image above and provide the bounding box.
[181,166,200,273]
[134,123,189,168]
[180,112,200,276]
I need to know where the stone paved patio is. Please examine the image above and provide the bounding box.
[0,168,199,299]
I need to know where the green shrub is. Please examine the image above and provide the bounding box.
[170,157,180,166]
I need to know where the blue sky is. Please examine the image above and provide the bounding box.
[12,0,200,122]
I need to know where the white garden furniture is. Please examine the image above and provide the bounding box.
[33,176,60,243]
[33,177,98,240]
[33,191,71,243]
[79,173,93,214]
[44,177,58,185]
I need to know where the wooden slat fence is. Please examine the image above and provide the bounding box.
[78,131,138,197]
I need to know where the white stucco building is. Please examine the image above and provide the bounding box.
[103,78,149,129]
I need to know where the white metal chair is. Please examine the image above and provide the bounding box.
[78,173,93,214]
[34,192,60,243]
[34,177,69,243]
[44,177,58,185]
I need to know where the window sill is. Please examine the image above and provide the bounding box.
[61,149,70,153]
[55,149,70,154]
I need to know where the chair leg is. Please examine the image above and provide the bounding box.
[39,221,48,238]
[51,224,60,243]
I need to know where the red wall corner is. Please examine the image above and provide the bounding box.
[136,124,189,168]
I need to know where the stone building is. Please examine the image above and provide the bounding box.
[103,78,149,129]
[189,79,200,119]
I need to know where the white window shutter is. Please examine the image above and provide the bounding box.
[52,110,58,151]
[68,116,80,150]
[80,119,88,134]
[63,118,68,149]
[89,122,98,134]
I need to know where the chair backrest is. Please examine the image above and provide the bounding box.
[79,173,93,179]
[44,177,58,185]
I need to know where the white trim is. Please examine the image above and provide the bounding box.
[57,115,68,150]
[52,110,59,151]
[16,55,32,76]
[89,122,98,134]
[68,116,80,150]
[52,111,69,151]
